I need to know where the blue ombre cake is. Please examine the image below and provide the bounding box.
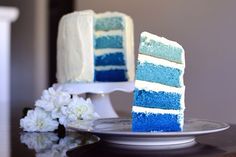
[57,10,134,83]
[132,32,185,132]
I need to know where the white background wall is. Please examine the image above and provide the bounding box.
[75,0,236,124]
[0,0,48,125]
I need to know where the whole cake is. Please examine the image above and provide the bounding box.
[132,32,185,132]
[57,10,134,83]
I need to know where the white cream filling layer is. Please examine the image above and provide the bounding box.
[138,54,185,70]
[95,30,123,37]
[132,106,184,115]
[95,65,126,71]
[95,48,124,56]
[135,80,185,93]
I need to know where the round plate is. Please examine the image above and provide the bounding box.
[68,118,230,150]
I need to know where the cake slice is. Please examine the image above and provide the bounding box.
[132,32,185,132]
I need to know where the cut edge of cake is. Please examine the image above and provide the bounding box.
[94,11,134,82]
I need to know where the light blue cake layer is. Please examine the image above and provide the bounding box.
[95,52,125,66]
[95,17,124,31]
[95,35,123,49]
[139,35,184,64]
[132,112,182,132]
[134,88,182,110]
[95,69,127,82]
[136,61,183,87]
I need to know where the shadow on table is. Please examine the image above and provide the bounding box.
[67,141,225,157]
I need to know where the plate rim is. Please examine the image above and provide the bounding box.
[68,118,230,137]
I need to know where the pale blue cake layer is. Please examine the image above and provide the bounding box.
[95,35,123,49]
[134,88,182,110]
[95,17,124,31]
[139,35,184,64]
[95,52,125,66]
[132,112,182,132]
[136,61,183,87]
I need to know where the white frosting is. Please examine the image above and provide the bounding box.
[95,65,126,71]
[124,14,135,81]
[138,54,185,69]
[95,30,123,36]
[141,31,185,65]
[135,80,185,110]
[95,48,124,56]
[57,10,95,83]
[138,54,185,87]
[135,80,184,93]
[132,106,184,115]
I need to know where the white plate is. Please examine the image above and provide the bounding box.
[68,118,230,150]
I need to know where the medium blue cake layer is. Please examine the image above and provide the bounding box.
[136,61,182,87]
[132,112,182,132]
[140,36,183,64]
[95,35,123,49]
[95,17,124,31]
[95,52,125,66]
[95,69,127,82]
[134,88,182,110]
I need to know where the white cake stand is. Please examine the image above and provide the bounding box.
[53,82,134,118]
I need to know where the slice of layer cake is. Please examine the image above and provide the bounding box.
[57,10,134,83]
[132,32,185,132]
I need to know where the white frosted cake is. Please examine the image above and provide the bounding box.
[57,10,134,83]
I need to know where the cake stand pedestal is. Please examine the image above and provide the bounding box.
[54,82,134,118]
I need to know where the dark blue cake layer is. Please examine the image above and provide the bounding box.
[95,35,123,49]
[136,61,182,87]
[95,52,125,66]
[95,17,124,31]
[134,88,182,110]
[95,69,127,82]
[132,112,181,132]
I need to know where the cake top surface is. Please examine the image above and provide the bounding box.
[141,31,184,50]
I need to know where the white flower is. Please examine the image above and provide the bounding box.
[35,87,71,119]
[20,107,59,132]
[59,96,99,127]
[81,98,100,120]
[20,132,58,152]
